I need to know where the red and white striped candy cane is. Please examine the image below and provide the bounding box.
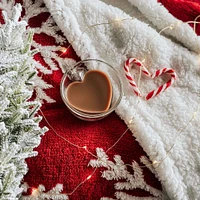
[124,58,177,100]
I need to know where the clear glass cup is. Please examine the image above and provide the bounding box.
[60,59,123,121]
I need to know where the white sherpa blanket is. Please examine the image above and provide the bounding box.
[43,0,200,199]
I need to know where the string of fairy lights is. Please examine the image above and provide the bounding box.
[39,108,131,196]
[29,12,200,198]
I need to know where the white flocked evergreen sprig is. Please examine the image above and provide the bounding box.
[88,148,163,200]
[0,4,47,199]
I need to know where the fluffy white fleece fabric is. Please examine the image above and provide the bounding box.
[43,0,200,199]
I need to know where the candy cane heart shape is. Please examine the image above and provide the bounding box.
[124,58,177,100]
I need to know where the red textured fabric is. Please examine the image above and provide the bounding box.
[3,0,197,199]
[158,0,200,34]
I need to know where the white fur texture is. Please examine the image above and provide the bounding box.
[43,0,200,199]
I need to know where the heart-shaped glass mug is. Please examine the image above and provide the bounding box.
[60,59,123,121]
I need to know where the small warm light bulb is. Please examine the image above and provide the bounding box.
[87,175,92,180]
[114,18,122,26]
[193,112,197,117]
[83,146,87,150]
[129,119,133,125]
[170,25,174,30]
[153,160,158,165]
[176,21,182,27]
[115,18,122,22]
[31,188,38,196]
[60,47,68,54]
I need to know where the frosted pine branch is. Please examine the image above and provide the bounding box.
[0,4,47,199]
[89,148,163,200]
[21,183,69,200]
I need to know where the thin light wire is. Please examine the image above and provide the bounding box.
[189,14,200,33]
[127,100,199,169]
[39,109,98,158]
[66,168,97,196]
[105,58,144,153]
[106,128,129,153]
[60,13,200,58]
[154,102,200,167]
[147,24,174,54]
[59,15,200,73]
[40,107,132,157]
[59,17,133,58]
[39,109,131,195]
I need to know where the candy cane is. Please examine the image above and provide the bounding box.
[124,58,177,100]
